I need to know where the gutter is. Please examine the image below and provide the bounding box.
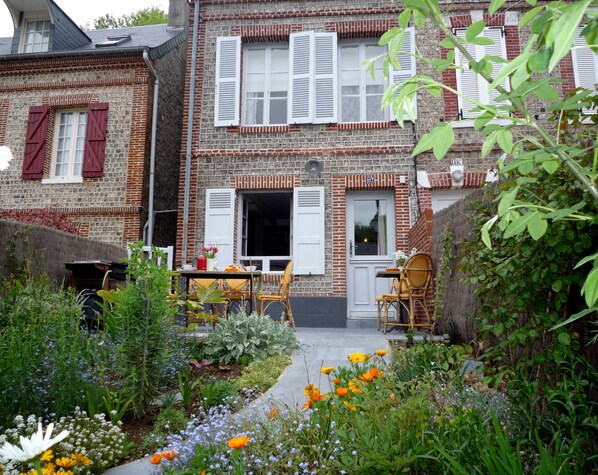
[181,0,200,265]
[143,48,159,247]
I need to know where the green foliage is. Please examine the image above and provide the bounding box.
[233,354,292,393]
[178,367,201,411]
[101,242,179,417]
[383,1,598,322]
[138,407,189,458]
[90,7,167,29]
[0,276,93,429]
[203,310,297,364]
[197,379,239,409]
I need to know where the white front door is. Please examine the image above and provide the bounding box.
[346,192,395,319]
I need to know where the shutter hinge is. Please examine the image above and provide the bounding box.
[458,109,464,120]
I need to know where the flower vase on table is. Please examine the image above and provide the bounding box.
[206,258,217,271]
[202,245,218,271]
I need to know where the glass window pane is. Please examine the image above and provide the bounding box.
[246,72,265,92]
[244,98,264,125]
[341,96,360,122]
[269,98,287,124]
[245,49,266,73]
[270,47,289,72]
[366,95,384,122]
[340,45,360,69]
[354,200,388,256]
[270,71,288,92]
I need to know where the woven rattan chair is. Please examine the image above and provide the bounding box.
[256,260,295,329]
[384,253,434,333]
[222,278,251,316]
[376,278,400,331]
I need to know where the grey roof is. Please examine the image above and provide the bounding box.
[0,24,185,59]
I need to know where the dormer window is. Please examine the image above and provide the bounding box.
[22,19,51,53]
[96,36,132,48]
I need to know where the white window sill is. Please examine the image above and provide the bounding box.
[451,118,512,129]
[42,176,83,184]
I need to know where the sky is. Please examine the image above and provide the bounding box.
[0,0,171,38]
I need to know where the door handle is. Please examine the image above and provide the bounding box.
[349,240,354,257]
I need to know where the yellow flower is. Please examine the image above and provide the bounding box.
[343,400,357,411]
[375,349,388,357]
[348,352,371,363]
[58,472,73,475]
[349,380,363,393]
[227,436,250,450]
[55,457,76,468]
[303,383,315,396]
[40,450,53,462]
[321,367,334,374]
[42,464,56,475]
[71,453,91,465]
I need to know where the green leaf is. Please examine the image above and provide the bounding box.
[520,6,543,28]
[552,280,563,293]
[497,187,519,217]
[547,0,591,72]
[541,159,559,174]
[481,216,498,249]
[397,8,411,30]
[528,48,551,72]
[493,323,504,337]
[574,252,598,269]
[496,129,514,153]
[551,307,598,331]
[413,9,427,29]
[504,212,537,239]
[527,212,547,240]
[379,28,401,46]
[489,0,508,14]
[473,111,495,131]
[412,130,436,156]
[432,123,455,160]
[466,20,486,41]
[440,37,458,49]
[557,332,571,346]
[469,36,495,46]
[533,83,559,102]
[581,266,598,307]
[482,130,499,157]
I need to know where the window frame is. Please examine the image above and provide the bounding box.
[20,17,51,54]
[242,43,290,126]
[337,39,389,124]
[43,109,87,184]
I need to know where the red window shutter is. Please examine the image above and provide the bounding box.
[22,105,50,180]
[82,102,109,178]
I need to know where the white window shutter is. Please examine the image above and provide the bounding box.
[572,27,598,113]
[292,187,325,275]
[205,189,236,266]
[289,31,314,124]
[482,27,509,108]
[215,37,241,127]
[389,27,417,121]
[455,29,481,119]
[314,33,337,124]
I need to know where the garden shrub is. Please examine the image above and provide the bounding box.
[101,242,181,417]
[203,310,296,364]
[138,407,189,458]
[0,408,126,474]
[233,354,291,393]
[0,277,94,429]
[198,379,239,409]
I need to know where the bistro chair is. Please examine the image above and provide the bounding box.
[384,253,434,333]
[256,260,296,329]
[376,277,400,331]
[222,278,251,316]
[187,278,221,330]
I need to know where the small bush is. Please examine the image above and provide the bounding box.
[203,311,296,364]
[198,379,239,409]
[234,354,292,393]
[139,407,189,457]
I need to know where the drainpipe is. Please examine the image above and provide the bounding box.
[143,48,159,247]
[182,0,200,265]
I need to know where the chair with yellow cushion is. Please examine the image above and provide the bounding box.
[222,278,251,316]
[256,260,295,329]
[376,277,400,331]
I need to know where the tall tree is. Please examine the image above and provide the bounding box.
[90,6,167,30]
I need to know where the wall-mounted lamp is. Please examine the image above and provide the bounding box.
[450,165,464,188]
[305,159,323,177]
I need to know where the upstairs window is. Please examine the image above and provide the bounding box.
[22,19,50,53]
[571,26,597,113]
[243,45,289,125]
[338,40,387,123]
[51,111,87,179]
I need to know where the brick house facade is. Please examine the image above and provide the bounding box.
[176,0,595,327]
[0,0,187,248]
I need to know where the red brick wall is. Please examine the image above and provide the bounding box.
[408,208,433,253]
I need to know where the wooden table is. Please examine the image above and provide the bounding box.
[177,269,262,314]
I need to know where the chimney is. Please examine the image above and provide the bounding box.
[168,0,189,29]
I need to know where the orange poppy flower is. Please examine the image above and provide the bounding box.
[336,387,348,397]
[333,377,341,385]
[268,408,279,419]
[150,453,162,465]
[304,383,315,396]
[160,450,176,460]
[228,435,250,449]
[302,399,312,410]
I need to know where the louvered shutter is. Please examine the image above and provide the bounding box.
[314,33,337,124]
[215,36,241,127]
[483,27,509,108]
[82,102,109,178]
[289,31,314,124]
[205,189,236,267]
[572,27,598,113]
[389,27,417,121]
[292,187,325,275]
[455,29,481,119]
[22,105,49,180]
